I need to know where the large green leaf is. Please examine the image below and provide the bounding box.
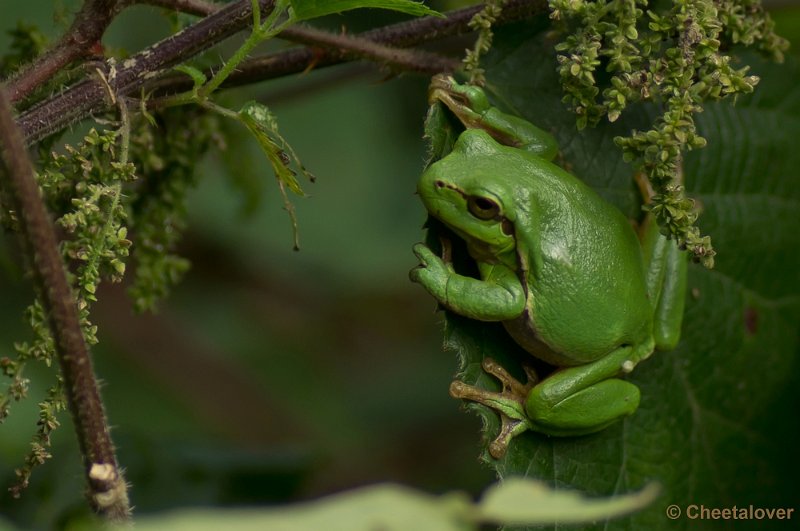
[439,23,800,530]
[110,479,655,530]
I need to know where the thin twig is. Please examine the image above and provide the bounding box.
[6,0,128,104]
[0,87,130,521]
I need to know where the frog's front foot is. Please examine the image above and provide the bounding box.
[428,75,490,128]
[450,358,536,459]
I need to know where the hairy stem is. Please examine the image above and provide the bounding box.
[143,0,463,75]
[18,0,546,145]
[0,87,130,521]
[18,0,275,145]
[199,0,291,98]
[148,0,546,93]
[6,0,128,104]
[270,24,462,75]
[140,0,220,15]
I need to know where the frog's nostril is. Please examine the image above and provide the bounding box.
[434,180,445,188]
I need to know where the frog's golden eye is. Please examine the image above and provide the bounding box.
[467,196,500,220]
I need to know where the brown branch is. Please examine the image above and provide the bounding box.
[139,0,219,15]
[141,0,461,75]
[0,87,130,521]
[17,0,546,145]
[145,0,548,96]
[6,0,128,104]
[18,0,275,145]
[274,25,461,74]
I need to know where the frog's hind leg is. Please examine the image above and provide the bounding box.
[449,358,536,459]
[526,378,641,437]
[523,343,648,437]
[635,173,688,351]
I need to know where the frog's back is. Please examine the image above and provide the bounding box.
[505,154,652,366]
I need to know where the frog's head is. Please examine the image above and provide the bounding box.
[418,129,530,265]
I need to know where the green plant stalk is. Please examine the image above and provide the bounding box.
[160,0,292,108]
[201,100,239,119]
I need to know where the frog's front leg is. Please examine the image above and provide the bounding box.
[429,75,558,160]
[410,243,525,321]
[452,342,652,458]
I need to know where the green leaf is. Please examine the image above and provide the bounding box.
[238,101,305,196]
[238,100,314,249]
[435,25,800,530]
[119,479,656,530]
[478,478,659,526]
[423,101,461,165]
[289,0,440,21]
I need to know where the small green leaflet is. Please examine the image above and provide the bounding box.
[239,100,314,249]
[238,101,309,196]
[289,0,440,21]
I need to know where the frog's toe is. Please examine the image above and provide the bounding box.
[411,242,434,262]
[408,266,425,284]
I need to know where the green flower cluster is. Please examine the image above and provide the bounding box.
[3,128,134,494]
[7,381,65,498]
[464,0,509,86]
[127,107,220,312]
[42,129,136,302]
[11,128,134,377]
[548,0,788,267]
[0,102,225,492]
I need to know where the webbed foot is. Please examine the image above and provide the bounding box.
[450,358,536,459]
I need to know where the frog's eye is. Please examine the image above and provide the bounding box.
[467,196,500,220]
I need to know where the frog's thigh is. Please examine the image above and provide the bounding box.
[652,237,687,350]
[523,345,646,435]
[640,216,688,351]
[527,379,640,435]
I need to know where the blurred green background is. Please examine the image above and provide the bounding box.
[1,1,799,528]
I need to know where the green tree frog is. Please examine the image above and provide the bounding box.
[410,76,688,459]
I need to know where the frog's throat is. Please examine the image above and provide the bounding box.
[466,239,517,269]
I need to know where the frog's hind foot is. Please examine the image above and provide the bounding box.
[449,358,536,459]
